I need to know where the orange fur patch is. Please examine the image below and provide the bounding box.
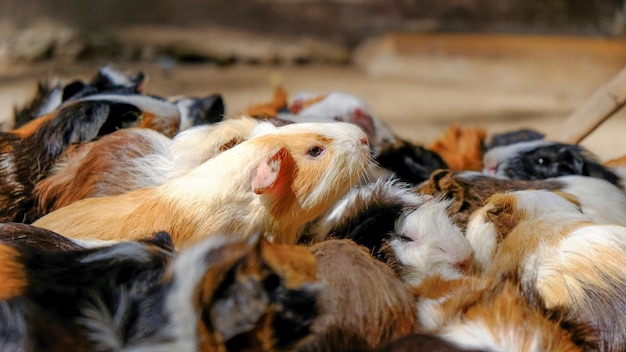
[0,244,26,299]
[428,124,486,171]
[243,85,289,118]
[140,111,180,138]
[11,112,56,137]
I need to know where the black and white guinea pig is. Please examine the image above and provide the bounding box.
[482,140,622,187]
[13,65,145,129]
[304,178,473,287]
[484,128,544,150]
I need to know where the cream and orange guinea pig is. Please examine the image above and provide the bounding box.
[33,121,371,246]
[465,189,626,352]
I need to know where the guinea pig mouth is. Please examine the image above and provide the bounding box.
[483,164,498,176]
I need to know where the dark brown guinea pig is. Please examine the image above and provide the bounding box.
[297,239,418,352]
[374,138,448,186]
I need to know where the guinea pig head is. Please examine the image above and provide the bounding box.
[386,197,474,286]
[165,234,319,352]
[250,122,371,228]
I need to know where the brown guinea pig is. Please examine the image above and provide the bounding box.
[33,121,371,246]
[297,239,418,352]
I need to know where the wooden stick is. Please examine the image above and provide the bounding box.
[546,65,626,144]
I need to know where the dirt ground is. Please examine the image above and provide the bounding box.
[1,34,626,161]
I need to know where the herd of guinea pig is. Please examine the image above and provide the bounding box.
[1,65,626,352]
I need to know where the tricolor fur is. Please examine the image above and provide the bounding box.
[414,275,580,352]
[0,232,320,352]
[418,170,626,231]
[33,122,371,246]
[465,190,626,351]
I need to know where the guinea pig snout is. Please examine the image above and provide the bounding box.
[454,252,474,273]
[359,137,369,146]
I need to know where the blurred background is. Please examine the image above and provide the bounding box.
[1,0,626,158]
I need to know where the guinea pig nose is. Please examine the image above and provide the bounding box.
[359,137,369,146]
[455,254,474,273]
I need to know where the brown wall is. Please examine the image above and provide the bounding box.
[1,0,623,46]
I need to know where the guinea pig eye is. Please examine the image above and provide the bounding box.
[537,157,550,165]
[306,146,325,158]
[397,235,413,242]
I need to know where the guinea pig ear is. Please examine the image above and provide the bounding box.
[252,146,292,195]
[557,146,585,174]
[485,194,518,239]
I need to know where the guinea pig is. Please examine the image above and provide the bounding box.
[413,274,580,352]
[0,231,174,351]
[34,117,262,216]
[285,91,397,157]
[417,169,626,231]
[172,93,225,130]
[0,92,182,224]
[141,233,320,352]
[12,65,144,130]
[482,140,622,187]
[465,190,626,352]
[33,121,371,246]
[427,124,486,171]
[304,178,473,287]
[0,232,320,352]
[374,137,448,186]
[297,239,417,352]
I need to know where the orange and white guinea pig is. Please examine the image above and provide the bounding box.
[465,189,626,352]
[33,121,371,247]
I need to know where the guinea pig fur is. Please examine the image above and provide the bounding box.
[33,121,371,246]
[482,140,622,188]
[172,93,225,130]
[12,65,144,131]
[285,91,397,157]
[0,222,86,251]
[297,239,417,352]
[0,93,179,223]
[0,232,175,351]
[304,178,473,287]
[374,137,448,186]
[465,190,626,351]
[34,117,263,216]
[0,232,320,352]
[427,124,486,172]
[413,275,580,352]
[417,170,626,231]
